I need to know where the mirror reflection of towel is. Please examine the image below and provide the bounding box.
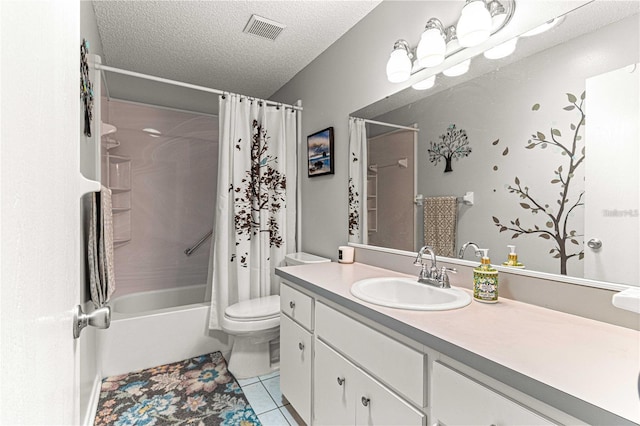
[88,186,115,308]
[424,196,457,258]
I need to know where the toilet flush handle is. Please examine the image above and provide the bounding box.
[289,300,295,309]
[298,342,305,351]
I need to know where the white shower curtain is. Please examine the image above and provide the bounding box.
[208,94,297,330]
[348,117,368,244]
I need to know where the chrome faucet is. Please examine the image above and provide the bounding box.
[458,242,482,259]
[414,246,455,288]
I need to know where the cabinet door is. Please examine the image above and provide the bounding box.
[432,362,556,426]
[355,366,425,426]
[280,314,313,425]
[314,340,358,425]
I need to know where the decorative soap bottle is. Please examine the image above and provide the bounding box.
[473,249,499,303]
[502,245,525,268]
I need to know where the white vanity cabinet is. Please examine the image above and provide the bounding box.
[280,283,314,425]
[432,362,556,426]
[280,280,575,426]
[314,340,425,426]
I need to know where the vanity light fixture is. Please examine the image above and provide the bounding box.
[483,37,518,59]
[456,0,492,47]
[416,18,447,68]
[385,0,515,86]
[412,75,436,90]
[443,59,471,77]
[487,0,508,31]
[521,16,565,37]
[386,39,413,83]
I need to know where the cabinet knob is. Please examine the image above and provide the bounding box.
[298,342,304,351]
[337,377,345,386]
[361,396,370,407]
[289,300,296,309]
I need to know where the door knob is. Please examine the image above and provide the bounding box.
[73,305,111,339]
[587,238,602,249]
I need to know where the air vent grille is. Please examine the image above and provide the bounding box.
[243,15,286,41]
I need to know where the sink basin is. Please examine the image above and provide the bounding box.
[350,277,471,311]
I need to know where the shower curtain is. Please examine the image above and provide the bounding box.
[348,117,368,244]
[208,94,297,330]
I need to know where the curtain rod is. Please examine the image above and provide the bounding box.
[351,117,419,132]
[96,64,303,112]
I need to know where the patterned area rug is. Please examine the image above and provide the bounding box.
[94,352,261,425]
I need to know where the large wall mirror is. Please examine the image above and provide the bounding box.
[350,1,639,288]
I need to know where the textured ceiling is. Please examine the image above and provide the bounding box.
[92,1,381,100]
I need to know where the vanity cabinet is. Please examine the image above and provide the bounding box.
[280,284,314,425]
[432,362,555,425]
[314,339,425,426]
[280,280,571,426]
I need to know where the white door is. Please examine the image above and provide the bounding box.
[1,1,83,423]
[584,64,639,285]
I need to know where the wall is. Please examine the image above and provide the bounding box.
[105,100,218,296]
[372,15,639,278]
[272,1,585,260]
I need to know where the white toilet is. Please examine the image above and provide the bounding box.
[222,252,330,379]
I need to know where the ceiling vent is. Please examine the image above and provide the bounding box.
[243,15,286,41]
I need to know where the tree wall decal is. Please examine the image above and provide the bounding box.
[493,92,586,275]
[428,124,472,172]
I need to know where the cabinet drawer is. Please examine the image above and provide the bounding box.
[280,314,312,425]
[316,302,426,407]
[281,283,313,331]
[432,362,556,425]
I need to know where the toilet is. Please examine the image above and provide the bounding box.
[222,252,330,379]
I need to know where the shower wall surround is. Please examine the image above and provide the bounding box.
[105,100,218,296]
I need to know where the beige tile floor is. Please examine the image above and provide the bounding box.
[238,371,305,426]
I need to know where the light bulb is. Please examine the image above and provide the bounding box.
[457,0,492,47]
[417,19,446,68]
[386,44,412,83]
[412,75,436,90]
[442,59,471,77]
[483,37,518,59]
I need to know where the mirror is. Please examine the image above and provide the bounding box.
[350,1,639,287]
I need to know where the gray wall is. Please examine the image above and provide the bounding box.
[272,1,582,260]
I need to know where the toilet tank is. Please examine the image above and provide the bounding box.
[284,252,331,266]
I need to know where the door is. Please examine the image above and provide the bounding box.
[1,1,83,424]
[280,314,313,425]
[314,340,358,425]
[584,64,639,285]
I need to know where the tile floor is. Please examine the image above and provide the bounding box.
[237,371,305,426]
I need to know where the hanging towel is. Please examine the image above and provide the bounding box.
[423,196,458,258]
[88,186,115,308]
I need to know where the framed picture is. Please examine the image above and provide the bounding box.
[307,127,335,177]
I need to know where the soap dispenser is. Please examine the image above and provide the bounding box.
[502,245,525,268]
[473,249,499,303]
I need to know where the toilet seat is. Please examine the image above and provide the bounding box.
[222,295,280,333]
[225,295,280,321]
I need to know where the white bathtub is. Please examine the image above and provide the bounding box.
[97,284,231,377]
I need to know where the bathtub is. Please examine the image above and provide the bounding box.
[97,284,231,377]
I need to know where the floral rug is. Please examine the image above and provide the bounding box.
[94,352,261,425]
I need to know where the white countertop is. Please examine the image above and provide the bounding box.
[276,262,640,425]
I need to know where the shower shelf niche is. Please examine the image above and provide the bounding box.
[101,122,132,247]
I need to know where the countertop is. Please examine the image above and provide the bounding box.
[276,262,640,425]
